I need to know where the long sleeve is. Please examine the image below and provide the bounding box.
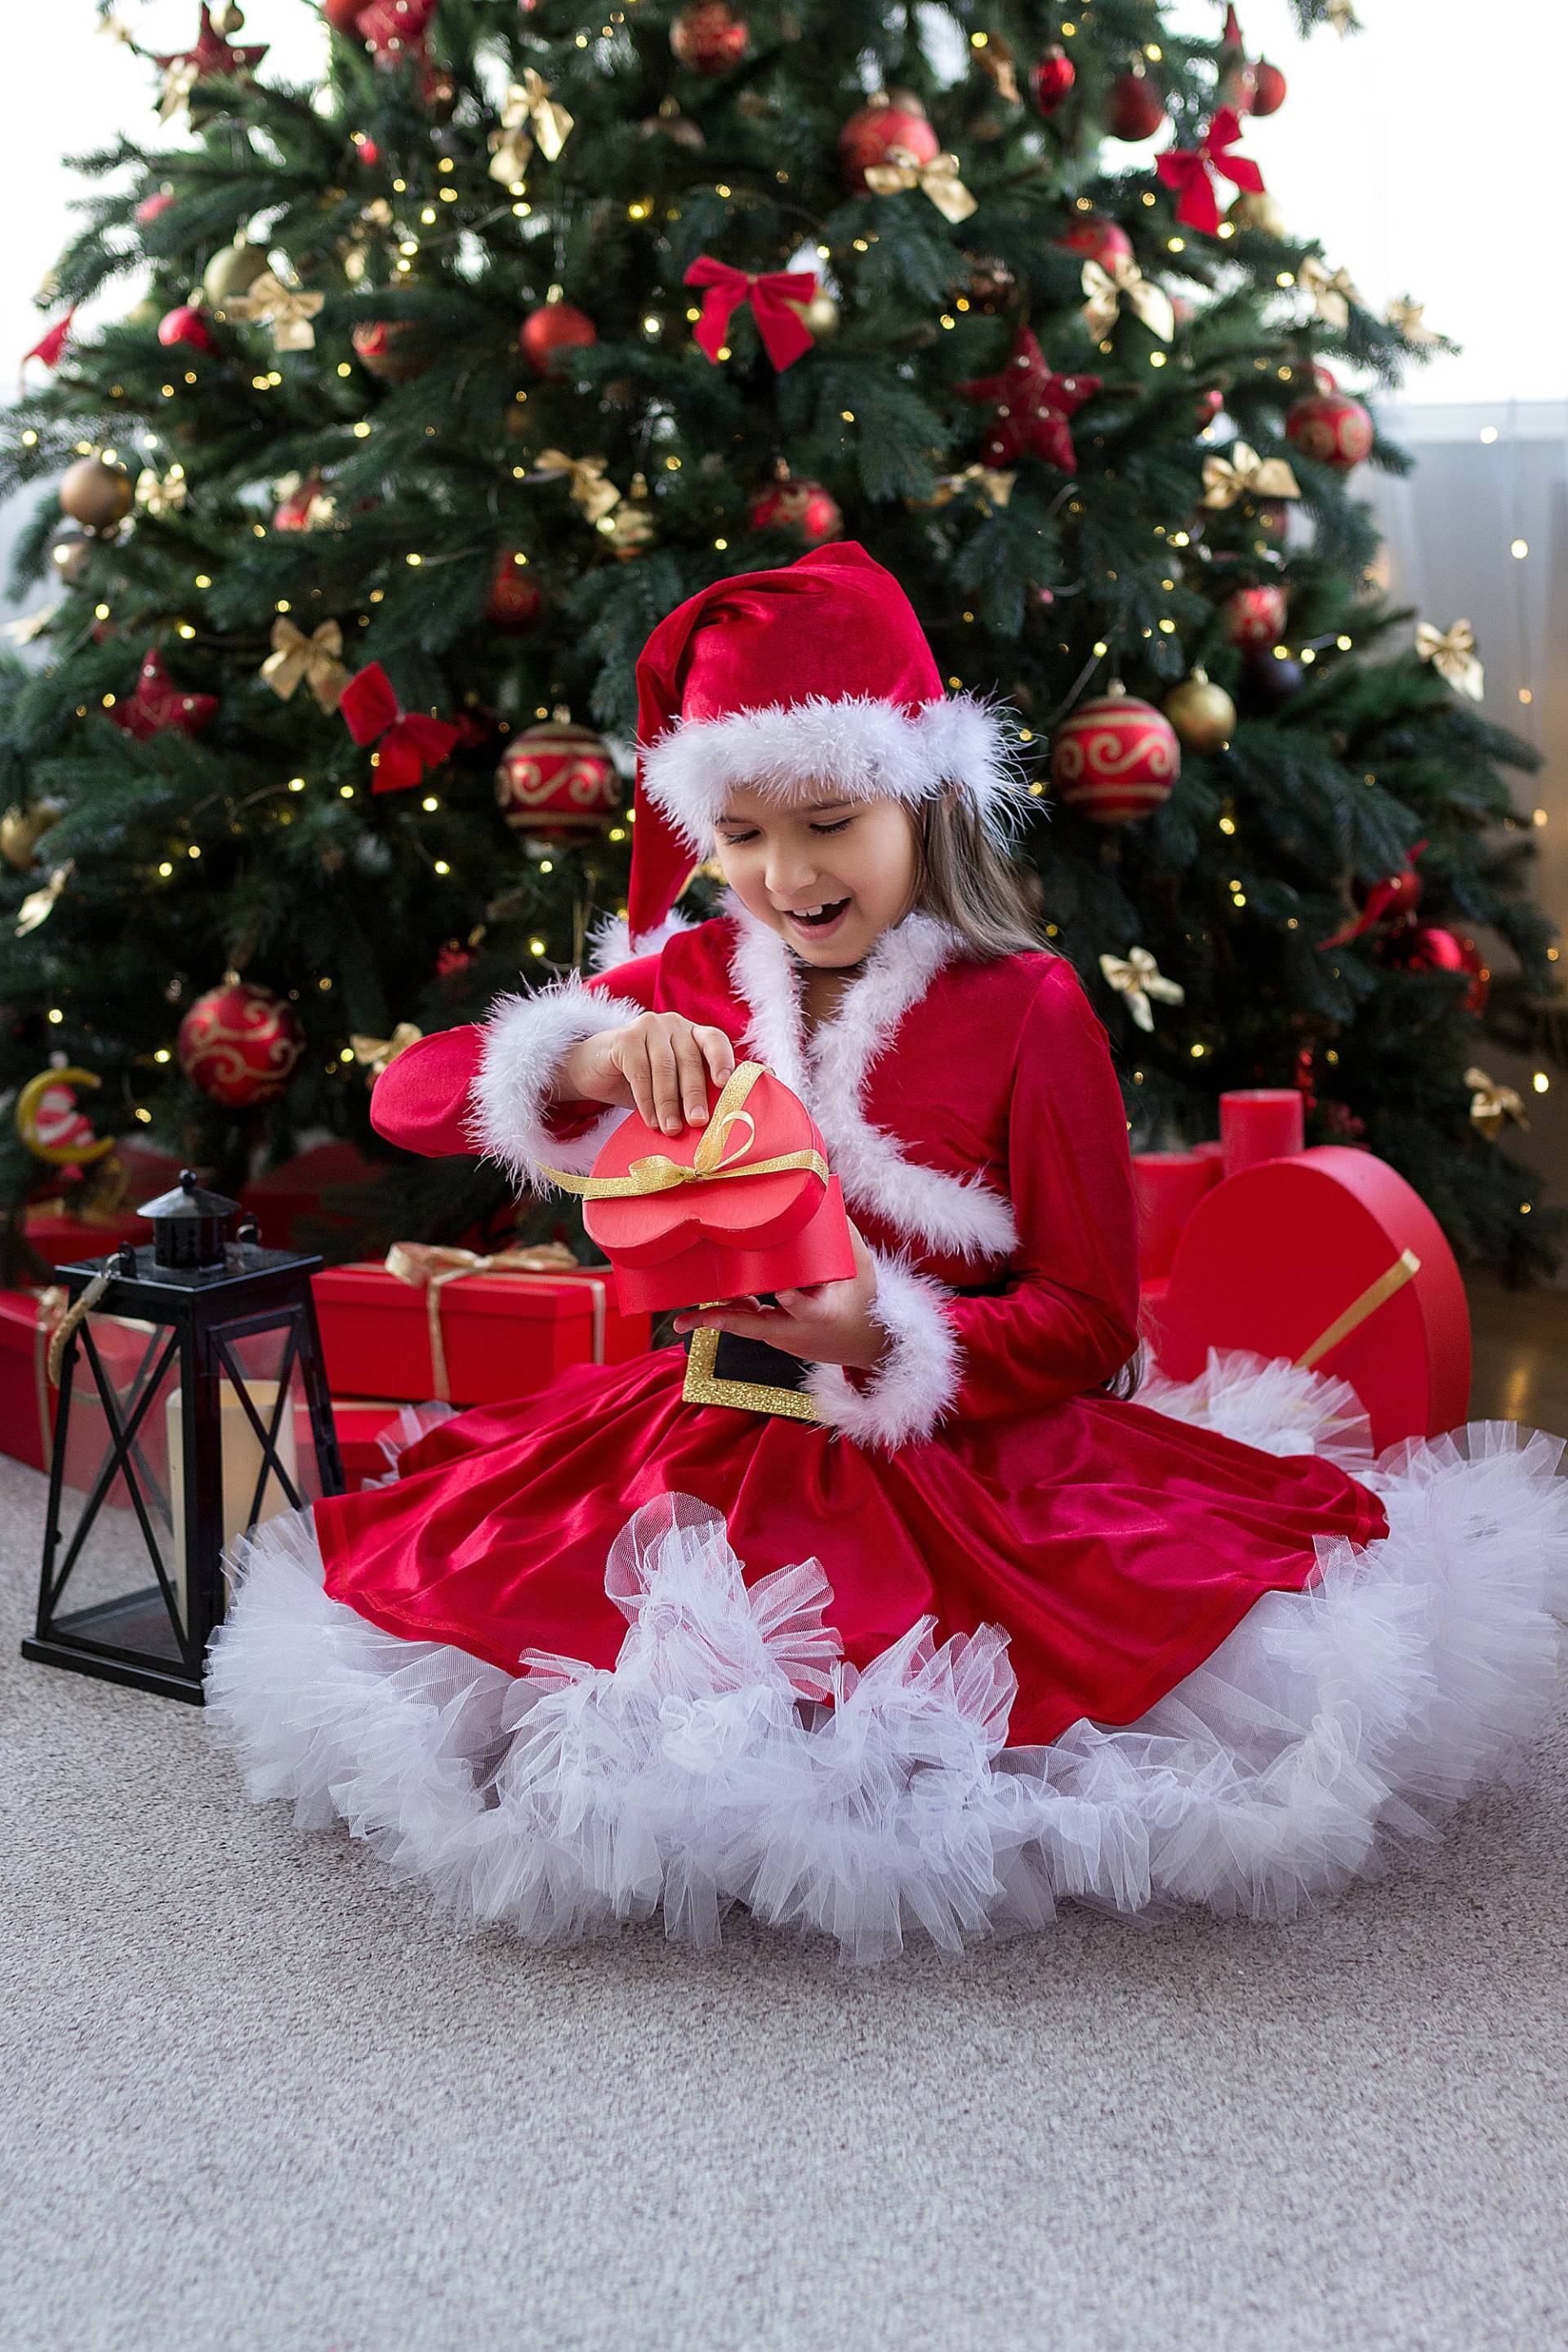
[370,956,661,1192]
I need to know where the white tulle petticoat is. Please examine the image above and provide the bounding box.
[206,1353,1568,1966]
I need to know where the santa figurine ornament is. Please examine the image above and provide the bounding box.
[207,542,1566,1968]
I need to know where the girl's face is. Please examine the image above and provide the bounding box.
[713,788,920,967]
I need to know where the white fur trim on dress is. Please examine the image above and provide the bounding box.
[467,974,643,1195]
[207,1369,1568,1967]
[587,906,698,977]
[640,692,1031,854]
[804,1247,962,1451]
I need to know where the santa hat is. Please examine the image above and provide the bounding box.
[626,541,1028,947]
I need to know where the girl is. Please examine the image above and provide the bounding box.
[209,543,1566,1964]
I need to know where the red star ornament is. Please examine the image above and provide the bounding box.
[110,650,218,742]
[957,330,1101,470]
[153,5,268,87]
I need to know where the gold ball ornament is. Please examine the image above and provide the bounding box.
[1226,190,1287,238]
[59,458,133,532]
[202,240,270,307]
[49,529,96,586]
[1162,670,1236,755]
[787,287,840,339]
[1,798,65,871]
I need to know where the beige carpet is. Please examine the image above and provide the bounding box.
[2,1447,1566,2352]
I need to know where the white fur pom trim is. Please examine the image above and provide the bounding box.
[804,1248,963,1453]
[640,692,1030,852]
[466,975,643,1196]
[586,906,698,976]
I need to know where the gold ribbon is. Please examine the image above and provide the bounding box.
[33,1285,67,1462]
[259,617,350,712]
[915,462,1016,515]
[1465,1065,1527,1140]
[351,1023,423,1075]
[532,449,621,524]
[488,71,575,185]
[537,1060,830,1200]
[384,1238,590,1405]
[1080,256,1174,345]
[863,147,978,225]
[16,860,73,938]
[1387,296,1440,347]
[1298,256,1362,330]
[1098,947,1185,1034]
[1201,442,1301,509]
[227,271,326,352]
[1414,618,1483,701]
[1297,1250,1420,1371]
[136,464,187,519]
[158,57,201,121]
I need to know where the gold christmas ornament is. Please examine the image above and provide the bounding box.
[488,71,574,185]
[532,449,621,524]
[59,457,133,532]
[202,238,270,307]
[0,798,64,871]
[342,199,394,287]
[786,286,840,339]
[913,463,1016,515]
[351,1024,424,1075]
[604,474,656,559]
[973,34,1021,105]
[135,463,187,519]
[1227,189,1287,238]
[863,147,978,225]
[1080,255,1174,344]
[260,617,350,712]
[1298,257,1362,331]
[16,860,74,938]
[1098,947,1186,1033]
[1386,296,1441,347]
[48,533,95,587]
[1163,670,1236,755]
[1414,619,1483,701]
[225,270,325,351]
[1201,443,1301,509]
[1465,1067,1526,1141]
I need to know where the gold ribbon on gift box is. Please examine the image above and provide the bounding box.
[537,1061,828,1202]
[383,1237,607,1405]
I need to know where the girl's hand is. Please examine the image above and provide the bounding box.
[672,1222,887,1373]
[558,1013,737,1136]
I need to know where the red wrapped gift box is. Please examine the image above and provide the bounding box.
[550,1061,857,1316]
[313,1243,651,1407]
[0,1287,165,1490]
[241,1139,388,1252]
[22,1205,147,1272]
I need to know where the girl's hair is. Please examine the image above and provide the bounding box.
[906,791,1050,960]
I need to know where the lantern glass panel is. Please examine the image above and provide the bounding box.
[47,1316,188,1668]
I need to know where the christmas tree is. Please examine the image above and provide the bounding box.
[1,0,1557,1278]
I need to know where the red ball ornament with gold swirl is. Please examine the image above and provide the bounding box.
[1049,686,1181,826]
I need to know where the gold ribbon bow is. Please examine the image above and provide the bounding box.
[16,860,74,938]
[1299,256,1362,331]
[488,71,575,186]
[260,617,350,712]
[136,464,187,519]
[1201,442,1301,509]
[350,1023,423,1076]
[1080,256,1174,345]
[385,1237,585,1404]
[227,270,326,352]
[538,1061,830,1200]
[917,462,1016,515]
[1465,1066,1527,1140]
[158,57,201,121]
[1099,947,1185,1033]
[863,147,978,225]
[532,449,621,525]
[1414,618,1483,701]
[1386,296,1440,348]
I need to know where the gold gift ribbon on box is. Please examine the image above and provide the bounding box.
[537,1060,828,1201]
[383,1238,608,1405]
[1295,1249,1421,1372]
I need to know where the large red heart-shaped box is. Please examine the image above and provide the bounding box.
[583,1065,858,1314]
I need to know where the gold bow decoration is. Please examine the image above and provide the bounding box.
[1414,618,1483,701]
[350,1023,424,1076]
[1080,256,1174,345]
[4,604,59,646]
[385,1237,586,1403]
[863,147,978,225]
[1298,256,1362,331]
[488,71,575,186]
[1465,1067,1527,1140]
[1387,295,1441,348]
[158,57,202,121]
[915,462,1016,515]
[532,449,621,525]
[1099,947,1185,1033]
[271,470,336,529]
[226,270,326,352]
[259,617,350,712]
[1327,1,1361,33]
[343,198,394,287]
[974,35,1020,105]
[136,463,187,519]
[16,861,74,938]
[1201,442,1301,509]
[538,1061,829,1199]
[601,474,656,559]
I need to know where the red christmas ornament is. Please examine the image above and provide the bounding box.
[1194,385,1226,425]
[839,93,941,193]
[1319,843,1427,950]
[1107,70,1167,141]
[158,302,216,354]
[178,982,305,1109]
[1030,47,1076,117]
[1156,108,1263,236]
[1285,387,1374,472]
[351,131,381,165]
[136,188,175,225]
[747,477,844,544]
[341,663,461,794]
[519,301,598,376]
[272,474,333,532]
[1402,925,1490,1013]
[957,329,1100,471]
[151,6,268,91]
[323,0,368,30]
[495,721,621,843]
[669,1,748,73]
[111,651,218,742]
[1224,583,1287,649]
[357,0,434,61]
[351,320,430,382]
[486,552,544,631]
[1058,214,1134,273]
[1050,688,1181,826]
[1250,58,1288,117]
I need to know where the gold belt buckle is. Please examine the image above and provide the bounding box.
[679,1306,825,1423]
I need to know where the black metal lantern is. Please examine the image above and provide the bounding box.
[24,1171,343,1703]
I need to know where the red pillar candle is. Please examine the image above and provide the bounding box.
[1220,1089,1304,1178]
[1132,1150,1223,1281]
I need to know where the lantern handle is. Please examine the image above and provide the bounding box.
[45,1265,115,1389]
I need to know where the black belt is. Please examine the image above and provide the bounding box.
[679,1272,1013,1423]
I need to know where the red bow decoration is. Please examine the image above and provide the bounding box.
[341,662,460,794]
[1156,108,1264,236]
[956,329,1101,471]
[23,310,76,374]
[684,257,818,372]
[1320,839,1428,949]
[110,650,218,742]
